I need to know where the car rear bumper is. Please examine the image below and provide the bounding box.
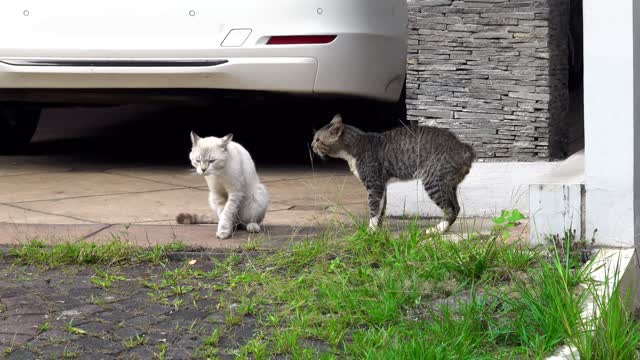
[0,57,319,93]
[0,34,406,102]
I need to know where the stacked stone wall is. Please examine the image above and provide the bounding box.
[406,0,570,160]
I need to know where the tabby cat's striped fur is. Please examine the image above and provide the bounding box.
[311,114,475,233]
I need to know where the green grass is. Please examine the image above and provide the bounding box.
[7,239,186,267]
[203,328,222,347]
[124,334,147,349]
[62,348,78,359]
[570,265,640,360]
[91,269,126,289]
[491,244,589,357]
[194,328,223,359]
[9,215,639,359]
[174,220,591,360]
[65,321,86,336]
[153,343,169,360]
[37,321,49,333]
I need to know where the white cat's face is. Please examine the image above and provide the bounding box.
[189,132,233,175]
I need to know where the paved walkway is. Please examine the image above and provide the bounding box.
[0,154,529,249]
[0,254,260,359]
[0,154,375,248]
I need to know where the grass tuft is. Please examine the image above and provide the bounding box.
[184,218,595,359]
[8,239,187,267]
[570,260,640,360]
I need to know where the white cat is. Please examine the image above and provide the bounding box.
[176,132,269,239]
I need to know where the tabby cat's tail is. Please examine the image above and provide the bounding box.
[458,143,476,181]
[176,213,217,224]
[463,143,476,165]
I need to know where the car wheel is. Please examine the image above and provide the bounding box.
[0,104,42,153]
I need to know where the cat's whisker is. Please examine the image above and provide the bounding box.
[307,143,316,174]
[399,118,417,137]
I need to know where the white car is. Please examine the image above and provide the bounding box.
[0,0,408,152]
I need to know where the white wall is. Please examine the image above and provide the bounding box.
[391,1,640,246]
[387,162,553,218]
[583,0,638,247]
[387,151,584,218]
[635,0,640,247]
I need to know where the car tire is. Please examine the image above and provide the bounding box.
[0,104,42,154]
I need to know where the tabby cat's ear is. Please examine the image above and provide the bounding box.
[190,131,201,147]
[221,133,233,146]
[329,114,344,138]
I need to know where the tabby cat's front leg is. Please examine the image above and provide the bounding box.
[217,193,243,239]
[366,185,386,231]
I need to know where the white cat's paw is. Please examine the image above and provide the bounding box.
[216,228,232,239]
[246,223,261,233]
[425,221,450,235]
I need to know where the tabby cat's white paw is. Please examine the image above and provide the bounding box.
[425,221,450,235]
[368,217,380,231]
[246,223,261,233]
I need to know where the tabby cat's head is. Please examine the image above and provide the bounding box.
[189,131,233,175]
[312,114,346,158]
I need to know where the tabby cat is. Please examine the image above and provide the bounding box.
[312,114,475,233]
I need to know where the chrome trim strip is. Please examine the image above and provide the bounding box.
[0,59,229,67]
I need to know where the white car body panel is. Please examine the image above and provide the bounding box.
[0,0,408,101]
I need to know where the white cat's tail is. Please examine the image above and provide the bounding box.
[176,213,217,224]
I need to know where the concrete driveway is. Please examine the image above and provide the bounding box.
[0,156,370,249]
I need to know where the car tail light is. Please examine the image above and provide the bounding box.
[266,35,337,45]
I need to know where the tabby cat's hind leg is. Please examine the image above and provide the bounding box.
[423,180,459,234]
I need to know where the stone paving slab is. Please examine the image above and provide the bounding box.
[0,157,72,177]
[0,224,109,245]
[0,287,49,349]
[16,189,219,225]
[86,223,325,249]
[0,258,253,359]
[0,217,527,249]
[105,167,212,189]
[0,172,178,204]
[0,205,91,225]
[266,176,366,204]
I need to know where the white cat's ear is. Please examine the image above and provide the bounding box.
[221,133,233,146]
[190,131,201,146]
[330,114,343,125]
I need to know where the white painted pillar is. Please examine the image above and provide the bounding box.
[583,0,639,247]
